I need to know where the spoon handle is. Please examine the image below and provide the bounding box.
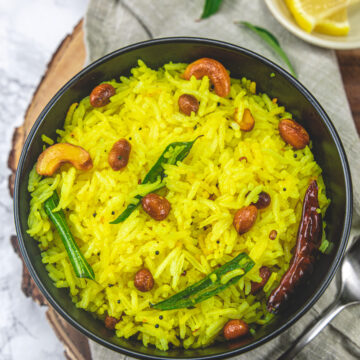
[278,298,348,360]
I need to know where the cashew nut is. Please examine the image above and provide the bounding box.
[234,108,255,132]
[183,58,230,97]
[36,143,93,176]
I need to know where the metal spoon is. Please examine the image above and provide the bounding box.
[278,235,360,360]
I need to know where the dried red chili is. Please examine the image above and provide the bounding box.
[267,180,322,313]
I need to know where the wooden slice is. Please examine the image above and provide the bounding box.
[8,19,86,197]
[8,19,91,360]
[7,18,360,360]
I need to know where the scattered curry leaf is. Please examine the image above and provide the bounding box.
[238,21,297,78]
[201,0,223,19]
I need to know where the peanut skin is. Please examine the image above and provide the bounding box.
[279,119,309,149]
[183,58,230,97]
[250,266,272,294]
[105,315,119,330]
[252,191,271,209]
[233,205,258,234]
[134,269,154,292]
[269,230,278,240]
[108,139,131,171]
[141,193,171,221]
[36,143,93,176]
[223,319,249,340]
[178,94,199,116]
[90,83,115,107]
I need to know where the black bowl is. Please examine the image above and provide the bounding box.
[14,37,352,359]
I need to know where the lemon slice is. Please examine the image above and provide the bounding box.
[285,0,351,35]
[315,8,350,36]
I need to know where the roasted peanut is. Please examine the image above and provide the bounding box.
[108,139,131,170]
[279,119,309,150]
[183,58,230,97]
[208,193,216,201]
[233,205,258,234]
[178,94,199,116]
[252,191,271,209]
[223,319,249,340]
[251,266,272,294]
[134,269,154,292]
[90,83,116,107]
[234,108,255,132]
[269,230,278,240]
[141,193,171,221]
[105,315,119,330]
[36,143,93,176]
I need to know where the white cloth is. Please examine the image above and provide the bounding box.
[85,0,360,358]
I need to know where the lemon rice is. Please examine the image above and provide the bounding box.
[27,60,330,350]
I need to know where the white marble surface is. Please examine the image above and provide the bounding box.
[0,1,88,359]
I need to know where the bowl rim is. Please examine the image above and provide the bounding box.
[14,36,353,359]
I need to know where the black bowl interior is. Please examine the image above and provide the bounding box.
[14,38,352,359]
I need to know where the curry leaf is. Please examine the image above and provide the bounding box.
[239,21,297,78]
[201,0,223,19]
[142,136,202,184]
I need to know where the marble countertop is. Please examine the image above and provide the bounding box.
[0,1,88,359]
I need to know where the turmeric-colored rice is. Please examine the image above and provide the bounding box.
[27,60,330,350]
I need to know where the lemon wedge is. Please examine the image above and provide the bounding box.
[315,8,350,35]
[285,0,351,36]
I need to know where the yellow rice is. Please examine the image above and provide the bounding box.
[27,60,330,350]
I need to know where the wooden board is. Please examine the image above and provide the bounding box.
[7,19,360,360]
[8,20,92,360]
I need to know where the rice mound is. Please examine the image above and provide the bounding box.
[27,60,330,350]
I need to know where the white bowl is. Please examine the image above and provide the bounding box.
[265,0,360,49]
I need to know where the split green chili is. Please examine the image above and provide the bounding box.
[110,136,202,224]
[44,192,95,280]
[152,252,254,310]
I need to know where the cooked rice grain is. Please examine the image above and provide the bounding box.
[27,60,330,350]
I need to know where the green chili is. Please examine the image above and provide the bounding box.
[110,136,202,224]
[152,252,254,310]
[44,192,95,280]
